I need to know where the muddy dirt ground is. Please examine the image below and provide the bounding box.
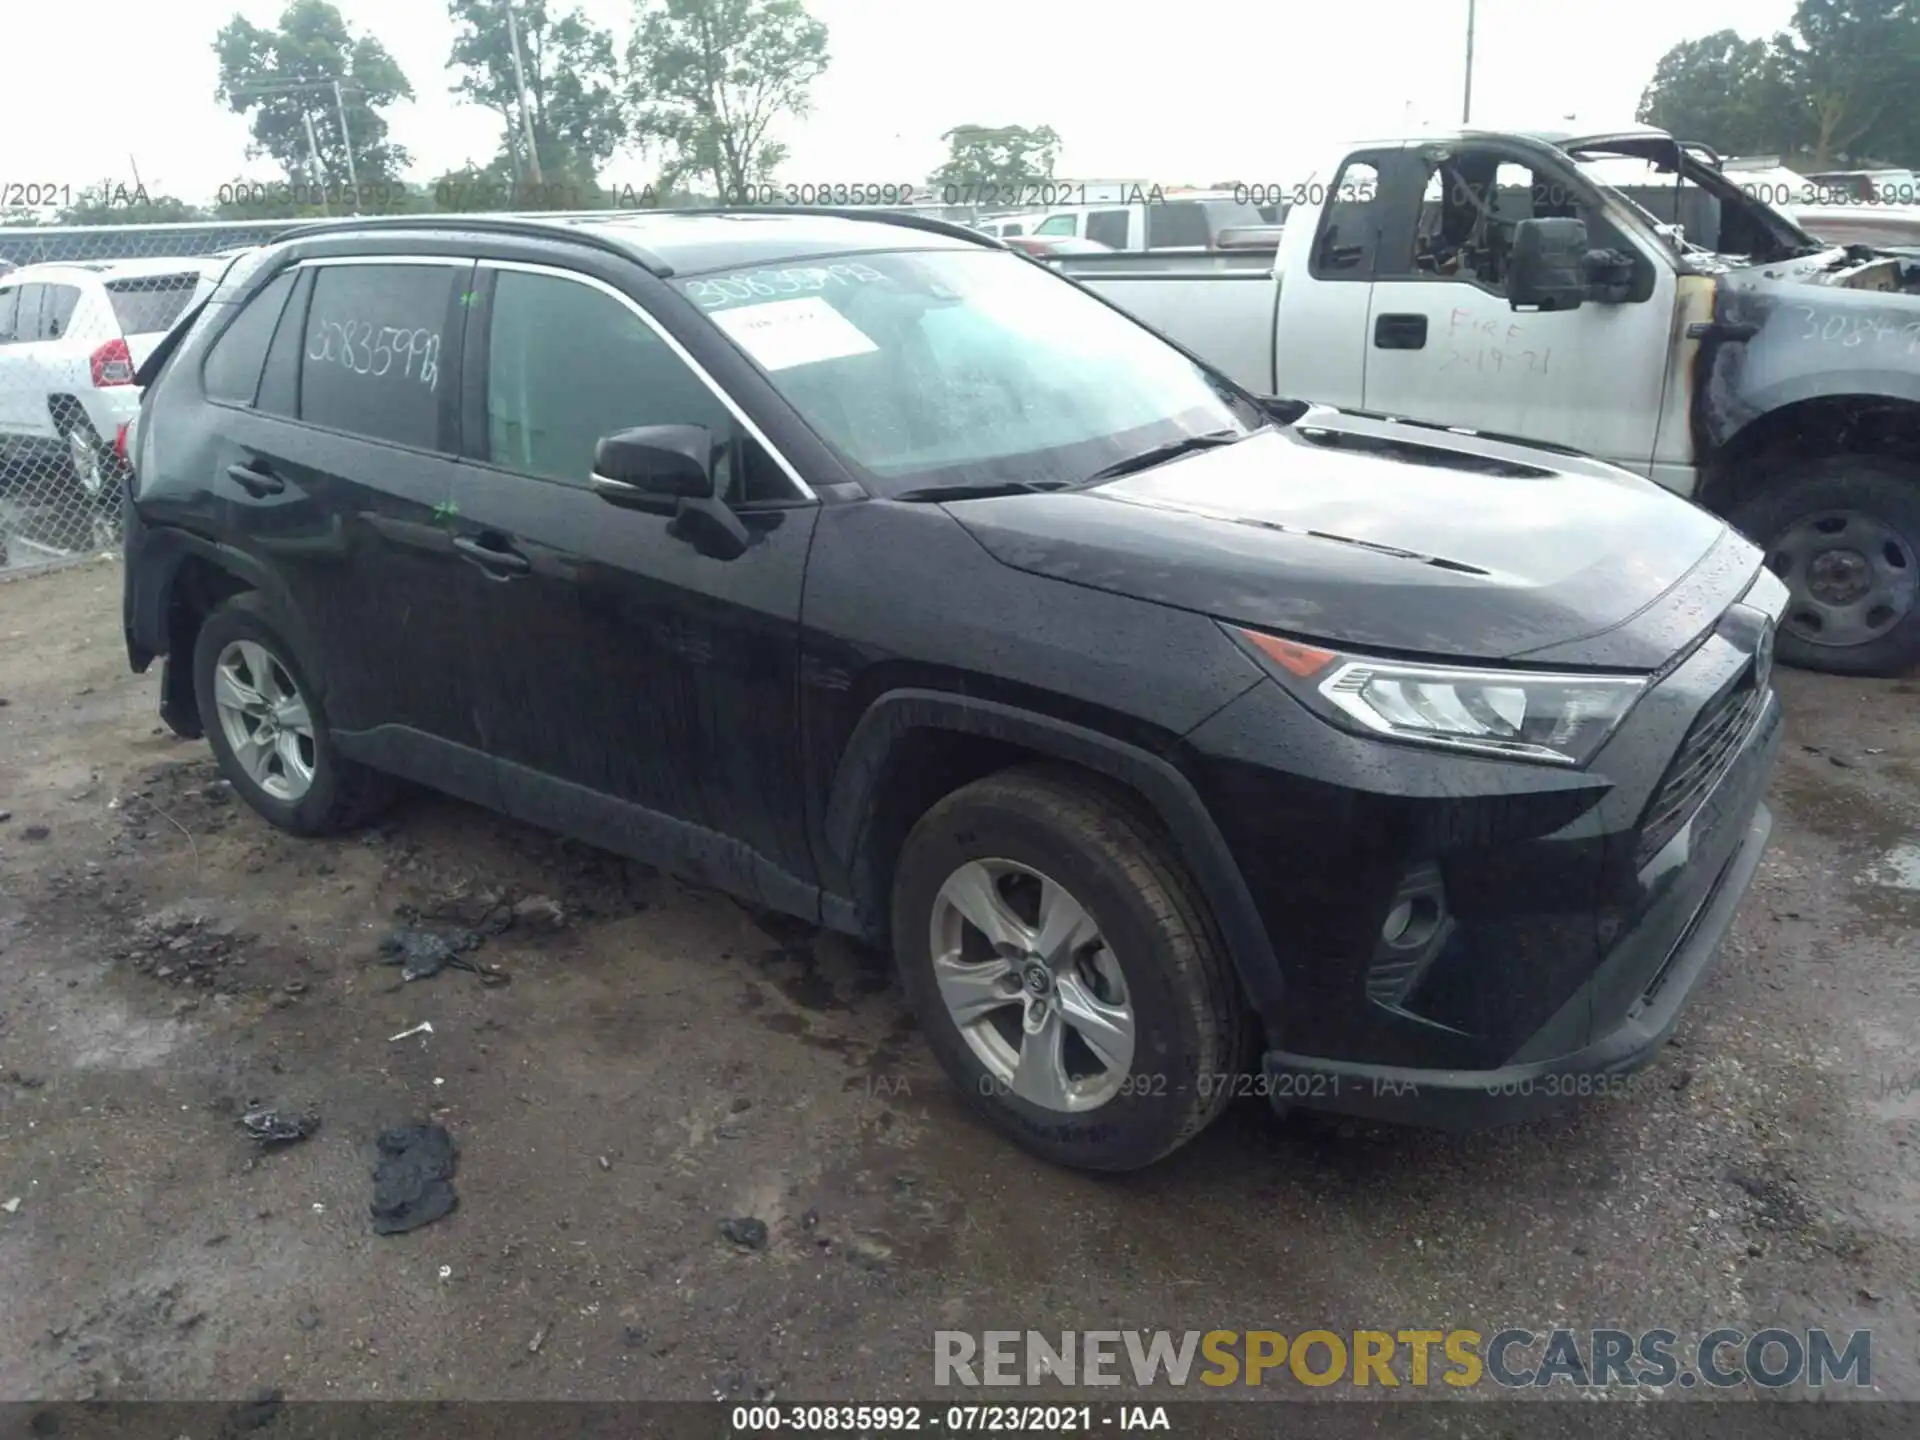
[0,558,1915,1410]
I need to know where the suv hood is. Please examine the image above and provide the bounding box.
[942,412,1758,668]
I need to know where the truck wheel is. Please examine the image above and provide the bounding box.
[192,593,396,836]
[1728,457,1920,676]
[890,765,1247,1171]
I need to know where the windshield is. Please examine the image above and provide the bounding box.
[1569,152,1826,261]
[673,248,1264,495]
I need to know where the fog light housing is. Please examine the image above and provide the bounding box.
[1366,863,1452,1011]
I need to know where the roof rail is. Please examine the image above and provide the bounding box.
[267,205,1005,272]
[263,211,677,275]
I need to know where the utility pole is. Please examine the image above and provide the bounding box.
[332,79,360,206]
[300,110,332,215]
[505,4,545,187]
[1462,0,1476,125]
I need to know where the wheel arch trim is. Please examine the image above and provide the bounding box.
[823,689,1285,1030]
[126,528,329,714]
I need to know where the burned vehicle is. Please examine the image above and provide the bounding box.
[1048,127,1920,676]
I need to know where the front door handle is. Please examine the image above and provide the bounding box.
[453,533,531,575]
[227,462,284,496]
[1373,313,1428,349]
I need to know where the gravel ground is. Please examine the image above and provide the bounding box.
[0,557,1915,1414]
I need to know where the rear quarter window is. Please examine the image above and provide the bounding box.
[201,270,298,406]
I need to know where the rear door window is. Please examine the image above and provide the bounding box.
[107,273,208,337]
[297,262,464,451]
[202,270,298,407]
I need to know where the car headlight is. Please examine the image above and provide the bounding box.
[1228,626,1648,767]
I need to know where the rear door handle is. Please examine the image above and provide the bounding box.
[453,533,531,575]
[1373,313,1428,349]
[227,462,284,496]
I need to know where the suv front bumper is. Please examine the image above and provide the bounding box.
[1261,796,1771,1128]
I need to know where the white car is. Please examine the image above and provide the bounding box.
[0,256,227,502]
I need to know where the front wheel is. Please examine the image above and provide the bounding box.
[890,765,1248,1171]
[1728,457,1920,676]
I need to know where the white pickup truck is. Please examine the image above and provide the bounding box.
[1044,127,1920,677]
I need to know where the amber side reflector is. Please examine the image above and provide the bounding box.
[1235,628,1338,678]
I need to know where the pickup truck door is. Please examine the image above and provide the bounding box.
[1270,155,1391,409]
[1355,143,1675,476]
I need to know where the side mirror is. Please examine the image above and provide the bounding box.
[1507,217,1590,312]
[590,424,715,501]
[589,423,752,562]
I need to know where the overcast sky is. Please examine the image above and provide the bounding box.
[3,0,1798,202]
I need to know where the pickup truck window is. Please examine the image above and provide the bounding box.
[1146,203,1212,249]
[1034,214,1078,237]
[1309,159,1386,280]
[1086,210,1130,248]
[1374,147,1645,301]
[676,249,1262,496]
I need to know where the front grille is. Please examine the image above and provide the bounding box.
[1633,664,1763,868]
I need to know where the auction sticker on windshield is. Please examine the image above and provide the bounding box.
[710,295,879,370]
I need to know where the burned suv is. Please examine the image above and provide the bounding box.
[122,210,1783,1170]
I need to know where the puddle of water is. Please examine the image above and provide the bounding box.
[1859,842,1920,890]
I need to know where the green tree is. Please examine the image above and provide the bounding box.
[448,0,627,190]
[215,0,414,188]
[1636,31,1796,156]
[1780,0,1920,166]
[625,0,830,198]
[58,187,209,226]
[1639,2,1920,166]
[930,124,1062,191]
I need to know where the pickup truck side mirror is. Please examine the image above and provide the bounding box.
[1507,217,1590,311]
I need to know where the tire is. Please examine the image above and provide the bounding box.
[890,764,1248,1171]
[192,593,395,836]
[1727,456,1920,676]
[52,408,121,508]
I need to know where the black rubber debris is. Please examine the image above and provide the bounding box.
[377,928,508,985]
[240,1109,319,1147]
[370,1123,458,1235]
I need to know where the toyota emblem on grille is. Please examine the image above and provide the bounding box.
[1754,619,1776,692]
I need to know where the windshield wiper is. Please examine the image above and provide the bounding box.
[892,479,1074,503]
[1074,431,1246,488]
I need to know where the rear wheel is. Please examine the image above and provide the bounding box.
[53,409,123,508]
[1728,457,1920,676]
[192,594,395,836]
[890,765,1247,1171]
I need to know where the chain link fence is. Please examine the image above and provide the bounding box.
[0,220,307,576]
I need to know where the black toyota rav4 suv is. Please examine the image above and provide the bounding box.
[122,210,1785,1170]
